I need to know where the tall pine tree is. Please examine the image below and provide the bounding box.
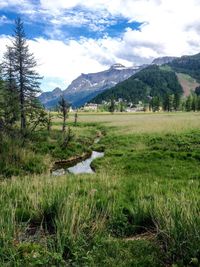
[2,46,19,126]
[109,98,115,113]
[12,18,42,132]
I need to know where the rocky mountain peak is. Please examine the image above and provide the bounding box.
[52,87,62,94]
[39,64,143,108]
[110,63,126,70]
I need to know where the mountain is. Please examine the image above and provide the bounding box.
[92,53,200,104]
[38,87,62,107]
[38,53,200,109]
[39,64,142,108]
[176,73,200,96]
[168,53,200,82]
[152,56,178,65]
[92,65,183,104]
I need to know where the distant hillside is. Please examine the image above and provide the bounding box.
[38,53,200,109]
[168,53,200,82]
[92,65,183,104]
[176,73,200,96]
[39,64,142,108]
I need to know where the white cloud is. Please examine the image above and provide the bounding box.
[1,0,200,91]
[0,0,34,13]
[49,9,117,33]
[0,35,10,59]
[28,36,130,91]
[38,0,200,59]
[0,15,12,25]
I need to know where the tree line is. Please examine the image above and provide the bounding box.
[150,90,200,112]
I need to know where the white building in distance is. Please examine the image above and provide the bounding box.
[84,103,98,111]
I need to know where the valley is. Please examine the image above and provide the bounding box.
[1,4,200,267]
[38,53,200,112]
[0,112,200,266]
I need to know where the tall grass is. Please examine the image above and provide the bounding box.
[0,113,200,266]
[1,169,199,265]
[0,172,117,265]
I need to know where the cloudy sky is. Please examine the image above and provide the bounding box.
[0,0,200,92]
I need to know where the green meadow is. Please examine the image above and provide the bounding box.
[0,112,200,266]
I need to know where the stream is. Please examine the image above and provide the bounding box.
[52,151,104,176]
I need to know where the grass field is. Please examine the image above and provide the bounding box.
[74,112,200,133]
[0,112,200,266]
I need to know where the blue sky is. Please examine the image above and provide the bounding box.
[0,0,200,92]
[0,7,142,40]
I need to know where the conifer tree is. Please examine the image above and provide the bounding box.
[2,46,19,126]
[185,95,192,111]
[173,93,180,111]
[195,86,200,96]
[0,69,5,130]
[197,96,200,111]
[109,98,115,113]
[12,18,41,132]
[151,96,160,112]
[191,94,197,112]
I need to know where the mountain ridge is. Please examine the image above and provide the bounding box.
[38,53,200,109]
[92,65,183,105]
[91,53,200,105]
[39,63,143,108]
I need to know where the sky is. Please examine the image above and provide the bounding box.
[0,0,200,92]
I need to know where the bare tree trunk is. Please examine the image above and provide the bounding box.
[62,112,66,132]
[58,96,69,132]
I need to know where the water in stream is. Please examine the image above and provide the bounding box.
[52,151,104,176]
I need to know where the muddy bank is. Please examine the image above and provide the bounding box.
[52,151,92,172]
[51,132,105,175]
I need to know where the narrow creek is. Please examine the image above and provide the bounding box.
[52,151,104,176]
[52,135,104,176]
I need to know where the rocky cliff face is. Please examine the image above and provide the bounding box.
[39,64,142,108]
[152,56,178,65]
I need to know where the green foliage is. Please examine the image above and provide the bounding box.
[11,18,42,131]
[0,73,5,123]
[2,46,20,127]
[0,119,104,177]
[162,94,174,111]
[0,133,50,177]
[195,86,200,96]
[150,96,161,112]
[0,114,200,266]
[109,98,115,113]
[185,95,192,111]
[173,93,181,111]
[92,65,183,105]
[169,53,200,82]
[58,96,70,132]
[87,239,163,267]
[183,93,200,112]
[93,78,148,104]
[15,243,65,266]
